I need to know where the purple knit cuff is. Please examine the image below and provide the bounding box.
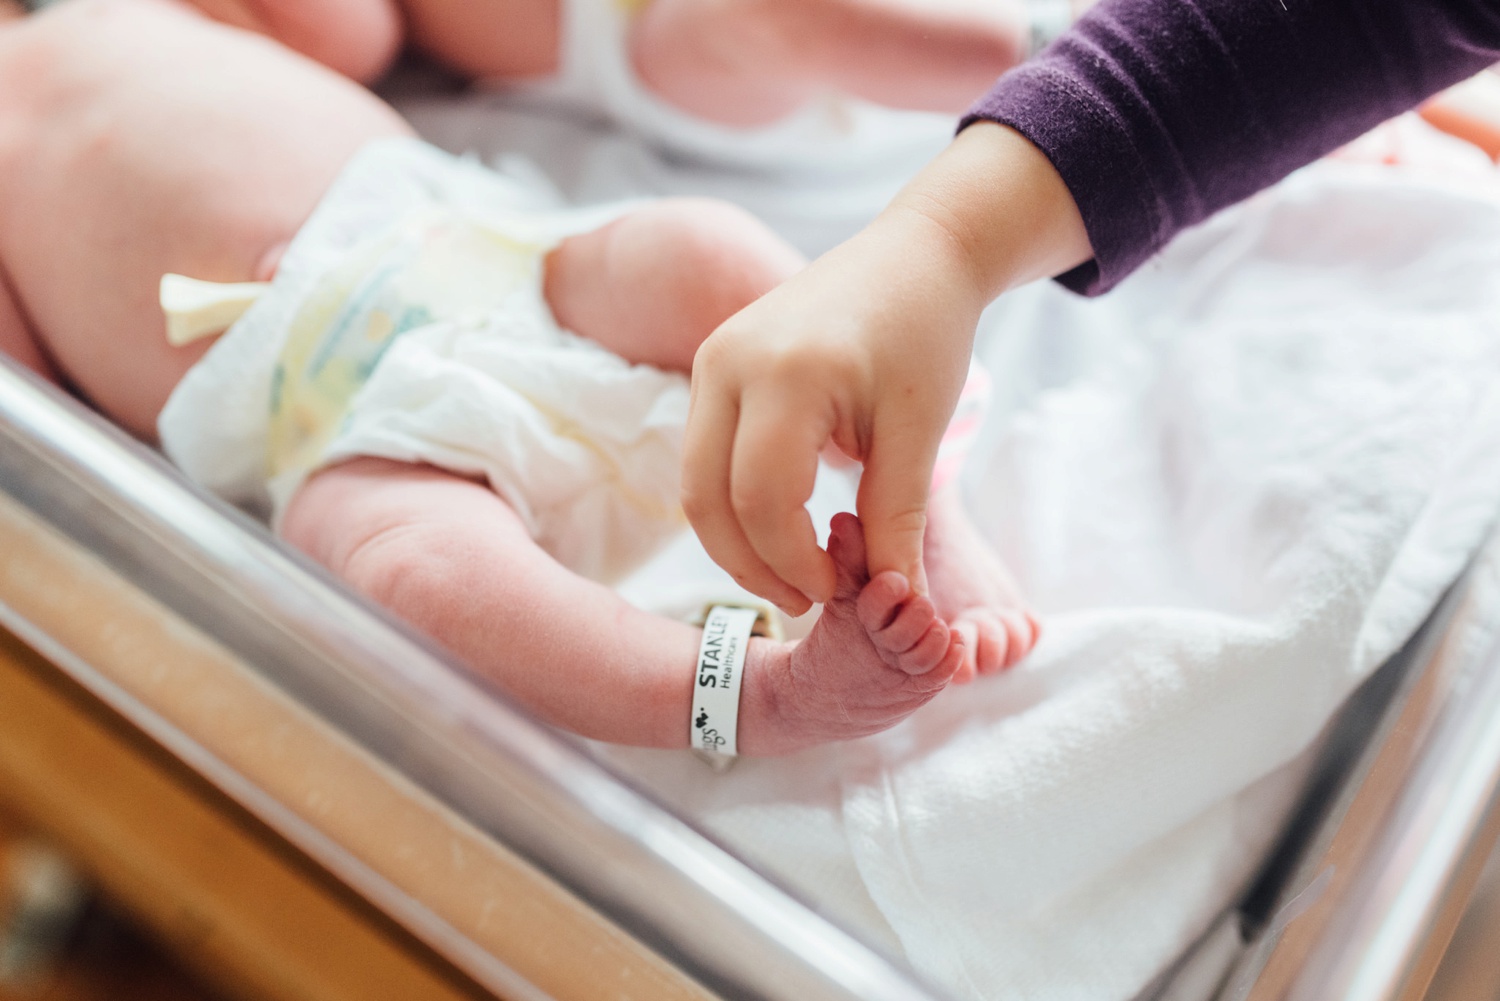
[960,0,1500,297]
[962,62,1165,296]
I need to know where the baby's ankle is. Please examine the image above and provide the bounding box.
[733,638,814,757]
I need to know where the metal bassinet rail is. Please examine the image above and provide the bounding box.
[0,356,948,1000]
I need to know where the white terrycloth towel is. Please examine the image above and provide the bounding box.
[604,155,1500,1001]
[158,139,687,584]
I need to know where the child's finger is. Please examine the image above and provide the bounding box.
[683,381,816,615]
[1419,70,1500,161]
[730,384,838,605]
[855,418,939,596]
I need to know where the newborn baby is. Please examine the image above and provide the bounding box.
[0,0,1036,754]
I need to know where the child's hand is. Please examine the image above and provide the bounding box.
[683,123,1093,614]
[1419,67,1500,162]
[683,210,986,615]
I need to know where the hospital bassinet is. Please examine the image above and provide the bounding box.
[1,347,1499,1001]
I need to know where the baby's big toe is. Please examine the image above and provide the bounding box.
[855,570,913,633]
[859,591,955,678]
[893,613,954,676]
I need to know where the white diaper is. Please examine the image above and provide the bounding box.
[158,138,690,584]
[497,0,956,172]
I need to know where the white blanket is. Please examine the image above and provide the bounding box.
[397,84,1500,1001]
[610,162,1500,1000]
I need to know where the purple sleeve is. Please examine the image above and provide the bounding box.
[963,0,1500,294]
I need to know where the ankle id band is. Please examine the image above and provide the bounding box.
[691,606,758,756]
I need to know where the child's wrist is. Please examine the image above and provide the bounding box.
[866,202,994,316]
[887,121,1093,301]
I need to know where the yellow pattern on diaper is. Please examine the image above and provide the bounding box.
[266,209,554,483]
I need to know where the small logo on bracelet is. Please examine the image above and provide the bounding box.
[695,707,726,748]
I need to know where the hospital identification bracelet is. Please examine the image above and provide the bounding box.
[691,606,759,756]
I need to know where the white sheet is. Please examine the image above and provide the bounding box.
[395,83,1500,1001]
[613,163,1500,1001]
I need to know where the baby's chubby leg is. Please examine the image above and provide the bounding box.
[177,0,402,83]
[178,0,1024,128]
[0,271,54,381]
[0,0,411,438]
[178,0,561,85]
[631,0,1029,126]
[545,198,806,372]
[282,461,961,753]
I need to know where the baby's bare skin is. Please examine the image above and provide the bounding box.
[0,0,410,438]
[282,463,961,754]
[0,0,1019,752]
[925,484,1040,681]
[182,0,1027,127]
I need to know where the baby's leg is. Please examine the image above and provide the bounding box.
[281,458,706,747]
[630,0,1028,126]
[0,271,55,382]
[180,0,561,84]
[545,198,805,372]
[282,461,960,752]
[0,0,411,439]
[924,483,1040,681]
[399,0,561,82]
[177,0,402,83]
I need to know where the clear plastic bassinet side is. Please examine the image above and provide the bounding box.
[0,354,950,1001]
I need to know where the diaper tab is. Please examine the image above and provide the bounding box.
[160,274,272,347]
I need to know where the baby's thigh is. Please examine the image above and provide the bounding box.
[0,0,411,438]
[399,0,561,82]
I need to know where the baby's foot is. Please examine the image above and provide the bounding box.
[924,485,1040,683]
[740,513,963,755]
[631,0,1028,127]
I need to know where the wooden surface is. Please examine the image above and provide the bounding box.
[0,806,220,1001]
[0,627,491,1001]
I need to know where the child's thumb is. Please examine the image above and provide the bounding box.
[854,433,935,595]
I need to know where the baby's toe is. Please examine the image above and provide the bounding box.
[996,610,1040,670]
[856,570,913,632]
[970,613,1011,677]
[950,618,980,684]
[930,633,965,687]
[871,594,939,656]
[896,616,953,676]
